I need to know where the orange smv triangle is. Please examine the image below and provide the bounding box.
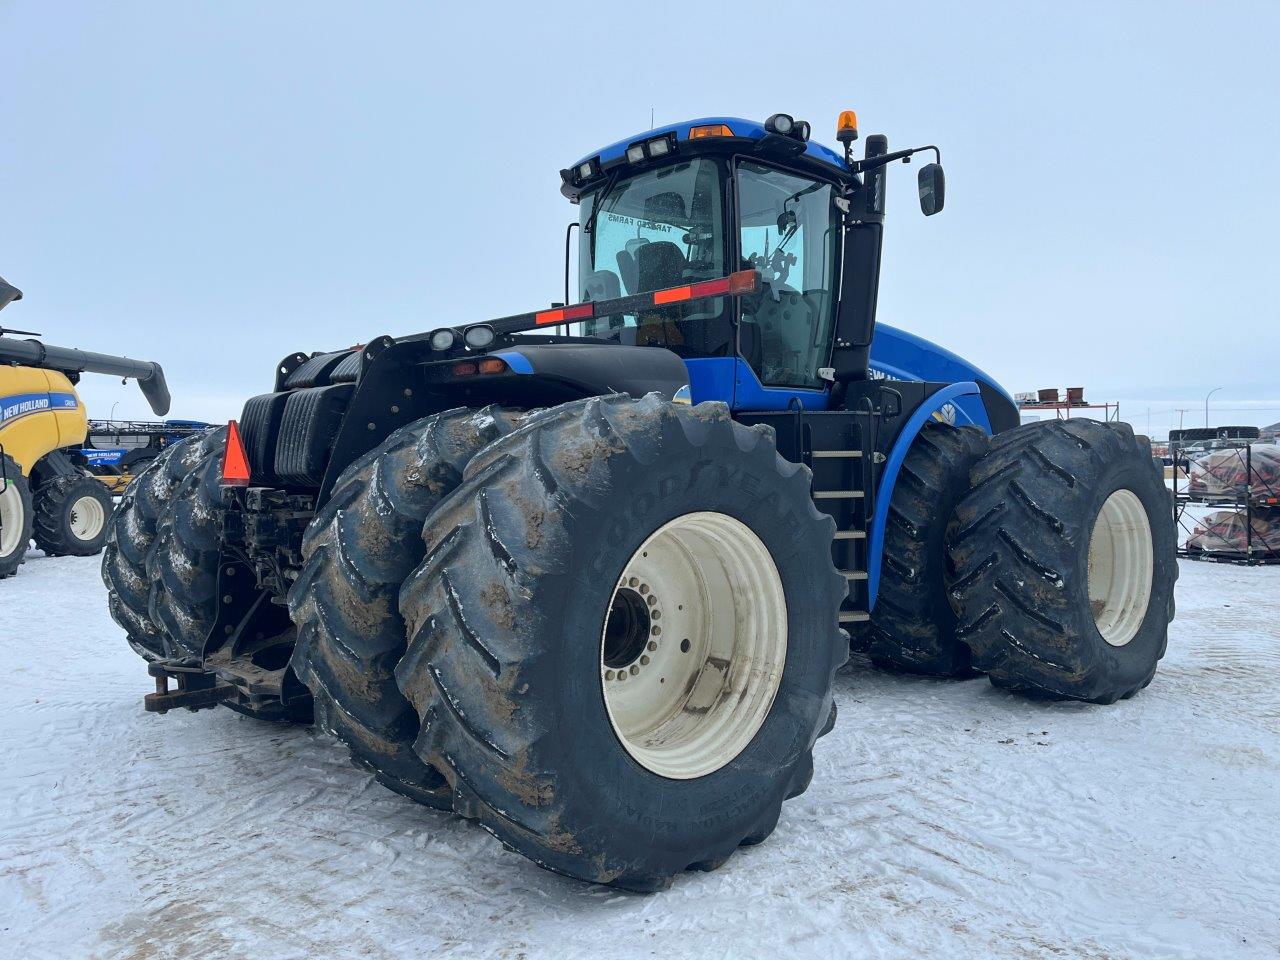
[221,420,252,487]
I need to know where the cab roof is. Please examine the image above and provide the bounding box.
[564,116,850,198]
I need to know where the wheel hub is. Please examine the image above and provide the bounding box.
[600,511,787,780]
[1087,488,1154,647]
[69,494,106,542]
[602,581,658,676]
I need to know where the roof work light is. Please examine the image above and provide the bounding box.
[625,134,677,165]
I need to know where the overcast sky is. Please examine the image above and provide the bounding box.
[2,2,1275,437]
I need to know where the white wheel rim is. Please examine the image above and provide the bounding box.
[0,481,24,556]
[69,495,106,542]
[600,511,787,780]
[1087,489,1154,647]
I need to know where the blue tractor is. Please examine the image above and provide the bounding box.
[103,111,1176,891]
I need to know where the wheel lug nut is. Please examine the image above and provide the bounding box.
[629,664,639,675]
[647,641,657,651]
[651,626,661,637]
[640,655,650,666]
[604,669,615,680]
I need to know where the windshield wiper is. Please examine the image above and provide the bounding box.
[584,168,622,237]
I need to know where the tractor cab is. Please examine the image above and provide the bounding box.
[560,116,852,409]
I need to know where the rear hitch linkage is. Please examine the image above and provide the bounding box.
[144,659,233,714]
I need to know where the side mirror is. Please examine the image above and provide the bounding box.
[918,163,945,216]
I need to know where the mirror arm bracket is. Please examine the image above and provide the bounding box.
[851,144,941,175]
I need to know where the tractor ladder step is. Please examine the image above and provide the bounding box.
[839,569,869,581]
[811,449,863,459]
[840,610,871,624]
[834,530,866,540]
[813,490,864,500]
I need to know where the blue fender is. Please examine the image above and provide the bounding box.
[867,380,991,609]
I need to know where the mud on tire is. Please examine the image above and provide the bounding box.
[146,429,233,659]
[866,421,989,676]
[395,394,848,890]
[101,430,224,660]
[289,406,522,808]
[946,419,1177,703]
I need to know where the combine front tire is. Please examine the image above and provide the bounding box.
[866,421,989,676]
[0,454,34,579]
[289,406,521,808]
[396,395,848,890]
[32,474,114,557]
[946,419,1177,703]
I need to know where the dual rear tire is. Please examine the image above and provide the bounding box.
[102,428,228,660]
[868,418,1175,704]
[947,419,1177,703]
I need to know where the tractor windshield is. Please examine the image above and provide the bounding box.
[575,158,735,358]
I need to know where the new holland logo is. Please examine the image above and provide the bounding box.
[0,392,78,425]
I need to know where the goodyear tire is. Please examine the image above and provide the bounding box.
[867,421,989,676]
[0,454,34,580]
[146,431,232,658]
[946,419,1177,704]
[289,406,522,809]
[102,430,223,660]
[33,474,114,557]
[396,394,848,890]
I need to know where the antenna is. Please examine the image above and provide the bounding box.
[650,107,654,130]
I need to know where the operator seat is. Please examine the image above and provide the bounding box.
[635,241,687,292]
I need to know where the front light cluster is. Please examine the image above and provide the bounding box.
[624,134,675,165]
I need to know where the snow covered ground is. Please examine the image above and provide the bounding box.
[2,552,1278,960]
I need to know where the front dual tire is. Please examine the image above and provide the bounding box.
[394,394,848,890]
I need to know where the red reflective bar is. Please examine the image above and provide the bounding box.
[653,285,693,305]
[221,420,251,487]
[652,270,759,306]
[535,303,594,326]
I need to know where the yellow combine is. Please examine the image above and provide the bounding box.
[0,276,171,579]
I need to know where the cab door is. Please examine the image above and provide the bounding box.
[732,160,841,411]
